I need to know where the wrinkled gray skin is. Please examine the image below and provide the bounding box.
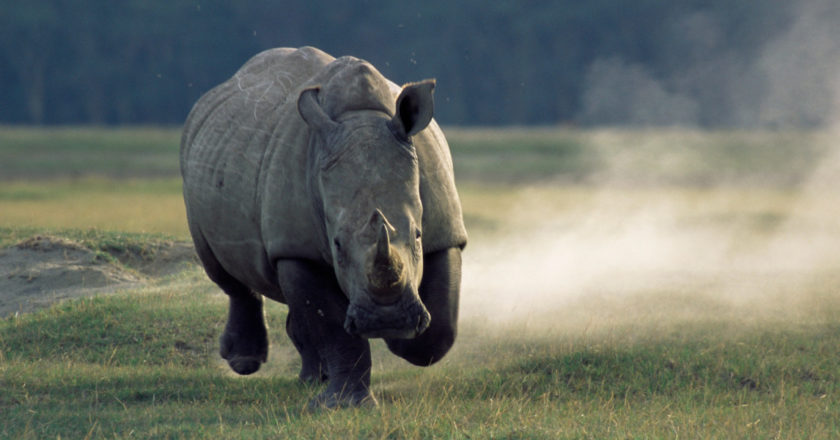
[180,47,467,408]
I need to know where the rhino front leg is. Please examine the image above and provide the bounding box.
[386,247,461,366]
[276,259,376,408]
[286,309,327,383]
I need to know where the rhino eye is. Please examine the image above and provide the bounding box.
[415,229,422,240]
[333,238,341,252]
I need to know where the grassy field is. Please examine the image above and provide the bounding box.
[1,126,839,438]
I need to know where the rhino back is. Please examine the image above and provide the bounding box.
[181,47,335,297]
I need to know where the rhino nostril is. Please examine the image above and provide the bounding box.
[367,289,402,305]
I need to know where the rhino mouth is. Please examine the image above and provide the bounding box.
[344,294,431,339]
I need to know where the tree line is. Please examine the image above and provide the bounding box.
[3,0,837,127]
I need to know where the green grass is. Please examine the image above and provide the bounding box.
[2,277,838,438]
[0,126,181,180]
[0,178,188,237]
[2,126,840,438]
[1,125,832,187]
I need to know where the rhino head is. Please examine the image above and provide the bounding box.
[297,76,435,339]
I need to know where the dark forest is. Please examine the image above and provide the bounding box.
[3,0,838,127]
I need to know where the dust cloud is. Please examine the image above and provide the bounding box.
[457,125,840,332]
[458,137,840,330]
[457,0,840,332]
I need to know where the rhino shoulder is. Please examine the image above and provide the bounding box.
[416,122,468,252]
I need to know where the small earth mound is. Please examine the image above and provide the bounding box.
[0,235,197,317]
[96,239,199,278]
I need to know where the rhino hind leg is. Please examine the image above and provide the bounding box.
[276,259,376,408]
[190,229,268,375]
[386,247,461,366]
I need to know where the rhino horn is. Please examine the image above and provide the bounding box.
[368,211,404,299]
[374,220,392,267]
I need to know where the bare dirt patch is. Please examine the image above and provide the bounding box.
[0,235,197,317]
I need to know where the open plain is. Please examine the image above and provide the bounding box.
[1,126,838,438]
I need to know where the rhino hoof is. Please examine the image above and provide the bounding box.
[307,390,378,410]
[227,356,263,375]
[219,329,268,375]
[299,369,328,384]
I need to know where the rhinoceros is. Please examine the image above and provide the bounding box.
[180,46,467,407]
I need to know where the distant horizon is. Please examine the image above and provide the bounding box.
[3,1,839,128]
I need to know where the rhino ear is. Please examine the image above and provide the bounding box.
[298,86,338,133]
[389,79,435,141]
